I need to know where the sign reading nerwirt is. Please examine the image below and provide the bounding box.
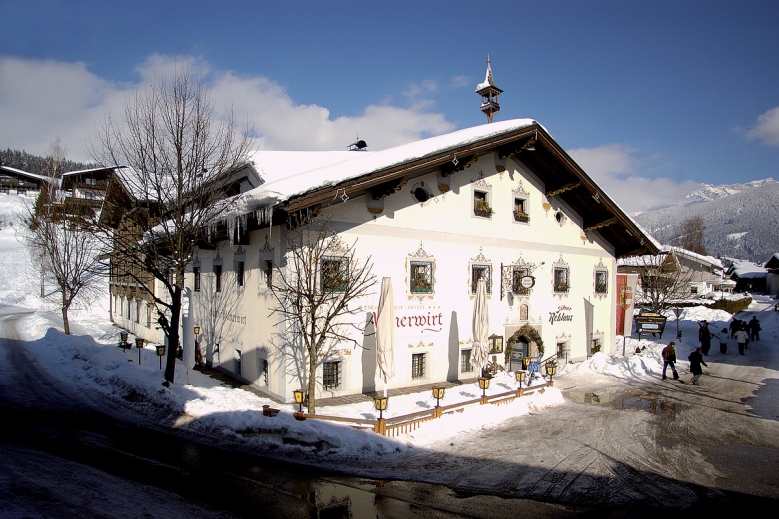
[633,312,667,337]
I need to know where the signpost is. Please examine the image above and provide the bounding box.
[634,311,668,341]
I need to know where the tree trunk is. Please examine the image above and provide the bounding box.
[307,345,317,414]
[61,303,71,335]
[164,286,182,384]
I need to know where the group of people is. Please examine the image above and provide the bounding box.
[661,315,762,385]
[661,341,708,385]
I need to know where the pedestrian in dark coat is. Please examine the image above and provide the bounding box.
[661,342,680,380]
[748,317,761,341]
[699,321,712,356]
[719,328,729,354]
[729,319,738,339]
[688,347,708,385]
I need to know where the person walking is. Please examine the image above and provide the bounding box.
[734,325,749,355]
[748,317,761,341]
[699,321,712,356]
[719,328,729,355]
[729,319,738,339]
[688,347,708,385]
[661,342,680,381]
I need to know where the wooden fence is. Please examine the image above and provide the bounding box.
[288,382,553,437]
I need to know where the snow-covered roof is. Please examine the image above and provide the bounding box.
[764,253,779,269]
[61,166,122,178]
[0,165,54,183]
[666,246,722,270]
[726,257,767,278]
[237,119,538,213]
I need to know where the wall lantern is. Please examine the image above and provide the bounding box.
[373,395,388,420]
[194,326,200,336]
[293,389,304,412]
[156,344,166,370]
[488,334,504,354]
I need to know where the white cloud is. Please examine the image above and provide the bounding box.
[450,75,471,88]
[746,106,779,146]
[0,55,455,161]
[568,144,700,214]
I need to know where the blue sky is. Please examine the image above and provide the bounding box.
[2,0,778,212]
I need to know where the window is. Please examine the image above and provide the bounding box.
[557,342,566,360]
[595,270,608,294]
[409,261,433,293]
[555,210,566,225]
[236,261,245,288]
[519,304,529,321]
[125,298,130,319]
[262,260,273,288]
[136,300,142,324]
[461,349,473,373]
[473,190,492,217]
[193,267,201,292]
[321,257,348,292]
[235,349,241,375]
[471,264,492,294]
[512,267,530,295]
[411,181,432,203]
[411,353,426,379]
[513,197,529,222]
[554,267,570,293]
[259,359,268,386]
[323,361,341,389]
[214,265,223,292]
[690,286,698,294]
[591,338,602,354]
[146,304,152,328]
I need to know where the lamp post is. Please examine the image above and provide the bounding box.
[545,362,558,386]
[135,337,144,365]
[373,395,388,436]
[119,332,129,352]
[193,326,201,365]
[432,385,445,418]
[672,307,683,341]
[515,370,526,396]
[293,389,304,413]
[478,377,490,405]
[156,344,166,370]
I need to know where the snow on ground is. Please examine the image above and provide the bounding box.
[1,193,772,462]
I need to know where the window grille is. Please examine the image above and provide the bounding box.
[412,353,426,379]
[259,359,268,386]
[595,270,608,294]
[263,260,273,288]
[193,267,201,292]
[236,261,245,287]
[554,267,570,293]
[214,265,222,292]
[146,304,152,328]
[321,257,348,292]
[323,361,341,389]
[136,301,141,324]
[471,264,492,294]
[461,349,473,373]
[557,342,566,360]
[409,261,433,293]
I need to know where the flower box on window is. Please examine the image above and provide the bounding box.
[473,199,493,217]
[595,282,608,294]
[554,281,570,293]
[411,274,433,293]
[513,209,530,223]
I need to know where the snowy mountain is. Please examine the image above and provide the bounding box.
[633,178,779,263]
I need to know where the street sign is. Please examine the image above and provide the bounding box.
[634,312,668,339]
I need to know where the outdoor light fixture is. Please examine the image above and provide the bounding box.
[515,370,526,386]
[194,326,200,336]
[546,363,557,384]
[156,344,166,370]
[373,395,388,420]
[432,385,445,406]
[522,356,531,370]
[119,332,129,352]
[478,377,490,404]
[293,389,304,412]
[135,337,144,366]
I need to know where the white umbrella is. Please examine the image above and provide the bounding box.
[375,277,396,397]
[470,278,490,375]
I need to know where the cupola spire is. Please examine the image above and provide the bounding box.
[475,55,503,123]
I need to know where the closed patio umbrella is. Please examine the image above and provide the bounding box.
[470,278,490,375]
[375,277,396,397]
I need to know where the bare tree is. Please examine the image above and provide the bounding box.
[628,250,695,311]
[20,200,105,335]
[269,210,376,414]
[91,67,252,385]
[670,216,707,256]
